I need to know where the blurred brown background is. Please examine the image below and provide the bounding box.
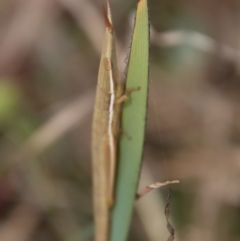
[1,0,240,241]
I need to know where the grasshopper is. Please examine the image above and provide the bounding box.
[91,1,130,241]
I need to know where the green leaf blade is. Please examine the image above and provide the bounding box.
[111,0,149,241]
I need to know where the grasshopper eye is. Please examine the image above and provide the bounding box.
[104,57,112,71]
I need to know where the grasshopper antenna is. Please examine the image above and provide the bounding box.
[102,6,113,31]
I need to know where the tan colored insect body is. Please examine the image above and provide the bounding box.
[91,3,124,241]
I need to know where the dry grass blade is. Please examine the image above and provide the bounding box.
[136,180,179,200]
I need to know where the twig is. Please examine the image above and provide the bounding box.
[165,189,174,241]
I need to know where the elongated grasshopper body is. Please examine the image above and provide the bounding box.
[91,2,124,241]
